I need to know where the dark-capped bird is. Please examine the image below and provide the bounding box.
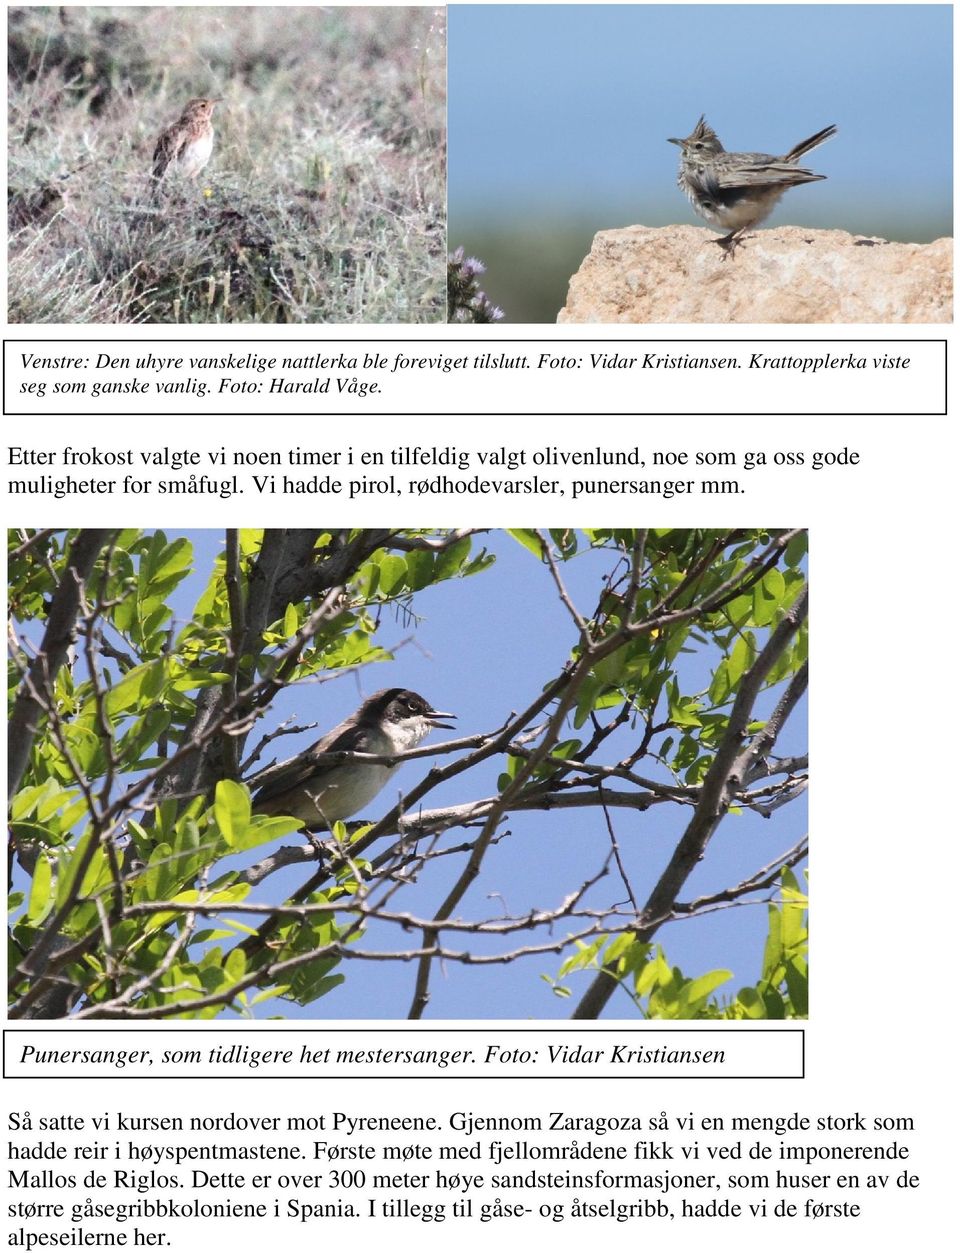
[251,689,454,828]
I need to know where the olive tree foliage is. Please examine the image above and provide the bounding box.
[8,528,807,1020]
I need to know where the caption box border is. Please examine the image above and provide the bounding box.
[2,337,947,417]
[3,1026,805,1080]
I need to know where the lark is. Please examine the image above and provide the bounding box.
[668,116,837,257]
[152,97,220,185]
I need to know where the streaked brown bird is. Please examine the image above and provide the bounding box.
[152,97,221,183]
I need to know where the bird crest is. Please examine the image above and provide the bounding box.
[688,115,723,150]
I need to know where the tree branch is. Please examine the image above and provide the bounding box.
[8,528,112,795]
[572,583,808,1019]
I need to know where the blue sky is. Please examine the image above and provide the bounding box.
[449,4,952,239]
[179,531,807,1020]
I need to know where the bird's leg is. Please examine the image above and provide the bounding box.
[714,227,756,260]
[304,829,326,859]
[714,229,744,259]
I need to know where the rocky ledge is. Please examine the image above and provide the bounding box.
[557,225,952,323]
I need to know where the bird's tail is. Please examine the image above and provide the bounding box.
[786,124,838,162]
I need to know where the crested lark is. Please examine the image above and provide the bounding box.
[152,97,221,185]
[668,116,837,257]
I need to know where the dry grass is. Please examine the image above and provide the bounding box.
[8,6,446,323]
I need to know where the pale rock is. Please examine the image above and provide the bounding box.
[557,225,952,324]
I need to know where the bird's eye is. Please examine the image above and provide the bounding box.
[694,142,703,149]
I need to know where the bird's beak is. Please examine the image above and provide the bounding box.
[427,709,456,731]
[667,136,682,146]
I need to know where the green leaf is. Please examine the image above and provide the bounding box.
[377,554,408,595]
[214,780,251,847]
[146,537,193,591]
[11,783,50,822]
[594,645,628,687]
[753,568,785,626]
[144,843,175,901]
[141,603,172,640]
[781,890,805,950]
[285,973,345,1005]
[667,679,702,728]
[764,567,785,600]
[126,819,151,859]
[141,659,168,702]
[682,970,732,1005]
[635,949,670,996]
[434,535,471,580]
[605,933,637,966]
[405,550,435,590]
[736,987,766,1018]
[61,726,101,776]
[53,832,95,910]
[79,845,113,898]
[27,855,54,922]
[223,816,303,853]
[171,669,231,691]
[549,529,579,559]
[708,659,731,705]
[785,532,807,567]
[573,675,605,728]
[101,664,151,716]
[463,548,496,577]
[724,594,754,629]
[506,529,543,559]
[558,938,605,977]
[251,986,291,1006]
[225,947,247,983]
[550,739,583,762]
[784,960,808,1016]
[727,634,755,687]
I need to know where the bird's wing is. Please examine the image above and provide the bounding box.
[251,716,367,806]
[701,161,826,193]
[152,125,187,178]
[251,753,323,807]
